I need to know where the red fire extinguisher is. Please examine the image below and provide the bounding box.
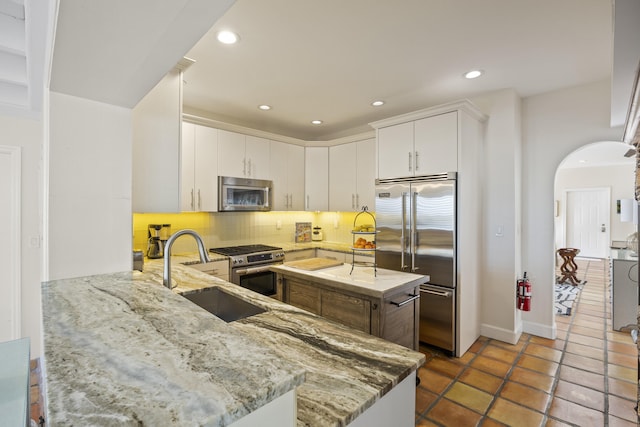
[517,272,531,311]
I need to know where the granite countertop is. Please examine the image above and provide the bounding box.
[611,248,639,261]
[272,262,427,298]
[278,241,375,257]
[43,262,424,426]
[161,241,371,266]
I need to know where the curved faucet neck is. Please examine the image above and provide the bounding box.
[163,229,210,289]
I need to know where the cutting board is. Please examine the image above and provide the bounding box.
[284,257,344,271]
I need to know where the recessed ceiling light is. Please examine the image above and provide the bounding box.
[371,100,385,107]
[217,30,239,44]
[578,159,587,163]
[258,105,271,111]
[464,70,483,79]
[311,120,323,125]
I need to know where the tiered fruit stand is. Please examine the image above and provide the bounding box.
[350,207,377,275]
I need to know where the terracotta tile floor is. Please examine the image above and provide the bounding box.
[415,258,639,426]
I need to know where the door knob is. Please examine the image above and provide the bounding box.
[601,224,606,232]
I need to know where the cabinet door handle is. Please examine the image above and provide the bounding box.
[190,189,194,210]
[243,158,247,176]
[408,152,412,171]
[390,294,419,307]
[306,195,310,209]
[356,194,359,210]
[352,194,355,209]
[197,189,201,210]
[247,158,252,177]
[415,151,419,170]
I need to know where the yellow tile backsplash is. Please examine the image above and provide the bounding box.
[133,211,366,256]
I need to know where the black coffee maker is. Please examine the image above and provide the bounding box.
[147,224,171,259]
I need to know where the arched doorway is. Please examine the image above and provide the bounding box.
[553,140,636,311]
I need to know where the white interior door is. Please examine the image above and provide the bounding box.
[0,146,21,342]
[565,188,610,258]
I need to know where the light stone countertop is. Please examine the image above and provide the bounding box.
[272,262,427,298]
[43,261,425,426]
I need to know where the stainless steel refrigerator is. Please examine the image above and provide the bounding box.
[375,173,456,353]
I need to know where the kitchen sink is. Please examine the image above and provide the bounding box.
[182,287,266,322]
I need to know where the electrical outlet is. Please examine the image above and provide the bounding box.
[276,220,282,230]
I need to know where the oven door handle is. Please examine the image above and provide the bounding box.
[235,264,280,276]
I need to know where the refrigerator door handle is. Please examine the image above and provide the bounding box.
[411,191,417,272]
[401,192,408,270]
[420,288,453,298]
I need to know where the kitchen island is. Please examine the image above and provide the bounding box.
[42,262,425,426]
[272,261,427,350]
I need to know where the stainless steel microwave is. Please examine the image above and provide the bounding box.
[218,176,272,211]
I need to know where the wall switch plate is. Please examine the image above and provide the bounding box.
[276,220,282,230]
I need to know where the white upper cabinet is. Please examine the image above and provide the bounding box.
[304,147,329,211]
[377,121,414,179]
[376,111,458,179]
[245,135,271,180]
[181,122,218,212]
[217,130,246,178]
[329,143,356,211]
[413,112,458,175]
[355,138,376,210]
[132,68,182,212]
[270,141,305,210]
[329,138,375,211]
[217,130,270,179]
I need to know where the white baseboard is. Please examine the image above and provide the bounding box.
[523,320,556,339]
[480,323,522,345]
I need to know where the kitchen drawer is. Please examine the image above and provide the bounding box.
[381,287,419,350]
[184,259,230,281]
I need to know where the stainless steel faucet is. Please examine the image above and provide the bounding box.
[163,229,210,289]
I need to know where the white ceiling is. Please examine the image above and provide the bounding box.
[5,0,639,154]
[49,0,235,109]
[559,140,636,169]
[182,0,614,141]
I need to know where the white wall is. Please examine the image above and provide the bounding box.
[471,89,523,344]
[555,163,636,249]
[0,114,43,357]
[48,92,133,280]
[521,80,623,338]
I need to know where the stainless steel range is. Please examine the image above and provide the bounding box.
[209,244,284,297]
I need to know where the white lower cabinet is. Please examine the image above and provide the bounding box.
[230,389,296,427]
